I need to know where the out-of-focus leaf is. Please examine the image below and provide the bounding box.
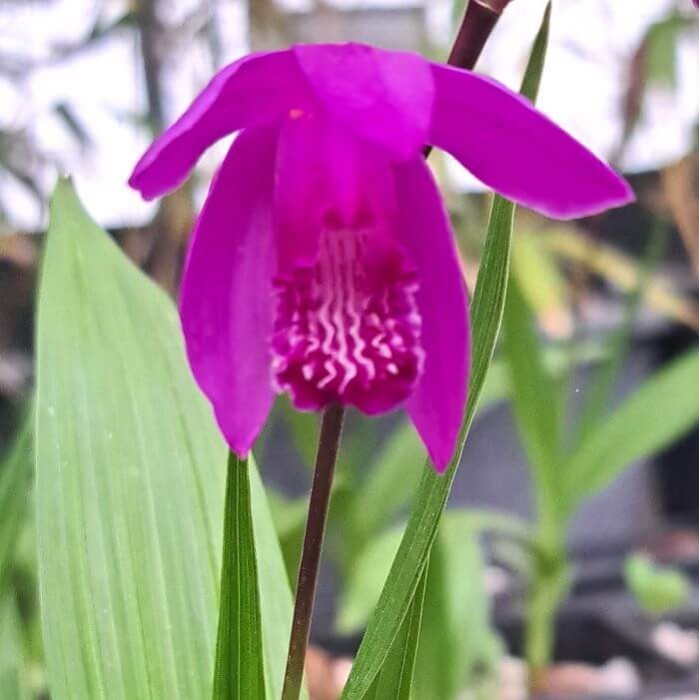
[0,595,30,700]
[343,515,503,699]
[340,7,551,695]
[573,221,665,449]
[337,508,528,638]
[512,229,570,338]
[212,455,266,699]
[7,516,43,679]
[0,415,32,588]
[644,14,691,88]
[542,229,698,330]
[478,341,608,418]
[35,179,295,699]
[566,350,699,505]
[413,514,502,700]
[266,489,307,588]
[624,554,689,615]
[336,527,404,635]
[412,540,458,699]
[502,275,561,503]
[279,397,318,468]
[347,423,425,555]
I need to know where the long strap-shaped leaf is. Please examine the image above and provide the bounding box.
[212,454,266,699]
[363,567,427,700]
[341,7,551,698]
[566,349,699,502]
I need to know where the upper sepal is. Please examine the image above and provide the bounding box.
[292,43,434,161]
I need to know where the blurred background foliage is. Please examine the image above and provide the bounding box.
[0,0,698,698]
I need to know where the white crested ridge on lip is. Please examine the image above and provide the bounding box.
[271,226,424,414]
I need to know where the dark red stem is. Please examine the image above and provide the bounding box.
[281,405,346,700]
[447,0,510,71]
[425,0,512,158]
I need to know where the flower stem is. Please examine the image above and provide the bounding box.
[447,0,511,72]
[281,405,346,700]
[424,0,511,157]
[525,523,570,690]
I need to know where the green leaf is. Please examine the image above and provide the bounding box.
[249,467,307,700]
[644,14,689,88]
[624,554,689,615]
[0,595,30,700]
[502,275,560,500]
[36,178,224,697]
[340,8,551,696]
[266,489,308,587]
[0,414,32,589]
[364,569,426,700]
[336,527,404,635]
[413,516,502,700]
[572,222,665,451]
[566,350,699,503]
[212,454,266,700]
[35,179,295,699]
[346,423,425,556]
[511,230,569,335]
[412,541,454,699]
[336,508,528,638]
[278,397,318,469]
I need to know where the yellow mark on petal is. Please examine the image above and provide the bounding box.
[289,108,304,119]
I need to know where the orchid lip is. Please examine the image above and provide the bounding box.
[270,224,425,415]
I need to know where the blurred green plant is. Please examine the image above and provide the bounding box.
[644,11,696,88]
[501,239,699,683]
[0,594,30,700]
[0,412,32,591]
[624,554,690,616]
[0,415,34,700]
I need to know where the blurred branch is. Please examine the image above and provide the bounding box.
[0,129,48,225]
[0,12,137,79]
[134,0,165,134]
[132,0,194,295]
[542,228,699,331]
[660,155,699,278]
[248,0,292,48]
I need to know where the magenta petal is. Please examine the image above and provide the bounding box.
[273,114,398,272]
[293,43,433,161]
[129,50,308,200]
[394,157,470,472]
[429,64,634,219]
[180,126,278,456]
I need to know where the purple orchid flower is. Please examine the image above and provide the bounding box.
[129,43,632,472]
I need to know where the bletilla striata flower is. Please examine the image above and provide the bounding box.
[129,43,633,471]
